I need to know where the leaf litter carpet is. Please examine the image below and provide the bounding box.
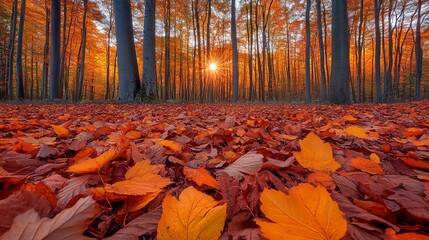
[0,102,429,239]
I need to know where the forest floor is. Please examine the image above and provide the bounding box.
[0,102,428,239]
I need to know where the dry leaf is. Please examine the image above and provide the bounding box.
[125,131,142,140]
[370,153,380,164]
[344,126,369,139]
[105,160,170,195]
[126,191,160,212]
[222,152,263,177]
[255,183,347,240]
[157,186,227,240]
[350,158,383,175]
[156,140,182,152]
[307,171,336,190]
[67,149,116,173]
[293,132,340,171]
[1,196,98,240]
[183,166,218,189]
[51,125,69,139]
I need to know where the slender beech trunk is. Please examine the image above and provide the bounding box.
[374,0,383,103]
[415,0,422,100]
[75,0,88,101]
[143,0,157,99]
[305,0,311,103]
[105,0,113,100]
[42,1,50,99]
[316,0,327,101]
[16,0,26,99]
[231,0,239,102]
[8,0,18,100]
[49,0,61,99]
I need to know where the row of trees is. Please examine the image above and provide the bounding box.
[0,0,427,103]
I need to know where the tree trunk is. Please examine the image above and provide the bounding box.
[305,0,311,103]
[16,0,26,99]
[329,0,350,104]
[105,1,113,100]
[374,0,383,103]
[143,0,157,99]
[163,0,171,101]
[113,0,140,101]
[49,0,61,99]
[75,0,88,101]
[316,0,327,101]
[415,0,422,100]
[59,0,67,96]
[8,0,18,100]
[231,0,239,102]
[42,0,50,99]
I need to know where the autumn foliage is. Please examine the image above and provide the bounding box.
[0,102,429,239]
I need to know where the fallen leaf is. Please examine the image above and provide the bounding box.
[51,124,69,138]
[388,232,429,240]
[67,148,116,173]
[156,140,182,152]
[157,186,227,240]
[105,160,170,195]
[255,183,347,240]
[57,175,91,208]
[399,157,429,170]
[370,153,380,164]
[307,171,336,190]
[293,132,340,171]
[402,127,425,137]
[105,208,162,240]
[350,158,383,174]
[344,126,369,139]
[183,166,218,189]
[353,199,388,216]
[343,115,358,123]
[125,131,142,140]
[126,191,161,212]
[1,196,98,240]
[222,152,263,177]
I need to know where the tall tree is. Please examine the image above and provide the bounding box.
[163,0,171,101]
[7,0,18,100]
[415,0,422,100]
[231,0,239,102]
[49,0,61,99]
[374,0,382,103]
[42,0,50,99]
[113,0,140,101]
[329,0,350,104]
[316,0,327,101]
[143,0,157,99]
[105,0,113,100]
[75,0,88,101]
[16,0,26,99]
[305,0,311,103]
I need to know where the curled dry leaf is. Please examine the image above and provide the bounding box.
[51,124,69,139]
[307,171,336,190]
[255,183,347,240]
[293,132,341,172]
[156,140,182,152]
[183,166,218,189]
[105,160,170,195]
[221,151,263,178]
[350,158,383,175]
[1,196,99,240]
[67,148,116,174]
[157,186,227,240]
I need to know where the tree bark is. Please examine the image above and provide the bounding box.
[316,0,327,101]
[113,0,140,101]
[374,0,383,103]
[7,0,18,100]
[143,0,157,99]
[305,0,312,103]
[329,0,350,104]
[415,0,422,100]
[231,0,239,102]
[49,0,61,99]
[16,0,26,99]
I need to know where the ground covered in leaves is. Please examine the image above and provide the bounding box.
[0,102,429,239]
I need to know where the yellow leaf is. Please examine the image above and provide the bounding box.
[52,124,69,138]
[255,183,347,240]
[105,160,170,195]
[402,127,425,137]
[156,140,182,152]
[370,153,380,164]
[350,157,383,174]
[157,186,226,240]
[342,115,358,122]
[67,149,116,173]
[125,130,142,140]
[344,126,369,139]
[293,132,340,171]
[183,167,218,189]
[307,171,336,190]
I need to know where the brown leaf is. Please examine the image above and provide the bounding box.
[1,196,99,240]
[222,151,263,178]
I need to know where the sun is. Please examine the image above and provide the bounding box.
[209,63,218,71]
